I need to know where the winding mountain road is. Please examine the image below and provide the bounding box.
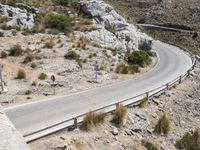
[4,40,193,142]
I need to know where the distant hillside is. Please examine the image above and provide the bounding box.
[105,0,200,30]
[106,0,200,56]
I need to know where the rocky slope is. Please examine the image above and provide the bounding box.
[30,63,200,150]
[76,0,151,51]
[0,3,35,29]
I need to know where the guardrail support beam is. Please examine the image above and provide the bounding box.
[187,69,191,77]
[146,92,149,101]
[166,83,169,90]
[179,76,182,84]
[116,103,120,109]
[74,118,78,128]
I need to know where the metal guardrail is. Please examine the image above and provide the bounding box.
[24,53,196,143]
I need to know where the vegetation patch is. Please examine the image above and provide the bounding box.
[126,51,150,67]
[64,51,80,60]
[24,53,35,63]
[0,32,4,37]
[16,69,26,79]
[45,14,72,32]
[142,140,158,150]
[115,63,129,74]
[45,39,55,49]
[111,104,127,128]
[81,111,106,131]
[1,51,8,58]
[38,73,47,80]
[52,0,80,10]
[175,129,200,150]
[154,114,170,136]
[139,97,148,108]
[9,44,23,56]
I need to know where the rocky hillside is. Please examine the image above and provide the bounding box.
[0,0,155,105]
[105,0,200,30]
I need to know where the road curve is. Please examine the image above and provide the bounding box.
[4,40,193,141]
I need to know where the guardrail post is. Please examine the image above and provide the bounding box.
[166,83,169,90]
[146,92,149,101]
[187,69,191,77]
[179,76,182,84]
[74,118,78,128]
[116,103,120,109]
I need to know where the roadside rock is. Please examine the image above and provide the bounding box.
[110,126,119,136]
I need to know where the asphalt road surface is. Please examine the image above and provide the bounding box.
[4,40,193,141]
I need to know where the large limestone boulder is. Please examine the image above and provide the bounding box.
[79,0,152,51]
[0,3,35,29]
[0,106,30,150]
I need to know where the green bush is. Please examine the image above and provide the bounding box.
[16,69,26,79]
[175,129,200,150]
[64,51,80,60]
[126,51,150,67]
[1,51,7,58]
[52,0,80,10]
[154,114,170,135]
[9,44,23,56]
[46,14,72,31]
[38,73,47,80]
[81,111,106,131]
[142,140,158,150]
[111,104,127,128]
[34,13,44,25]
[52,0,69,6]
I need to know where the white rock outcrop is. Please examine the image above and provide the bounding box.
[78,0,151,51]
[0,3,35,29]
[0,105,30,150]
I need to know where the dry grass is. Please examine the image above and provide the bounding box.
[175,129,200,150]
[16,68,26,79]
[142,140,158,150]
[139,97,148,108]
[154,114,170,136]
[24,53,35,63]
[111,104,127,128]
[9,44,23,56]
[38,73,47,80]
[0,51,7,58]
[45,38,55,49]
[81,111,106,131]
